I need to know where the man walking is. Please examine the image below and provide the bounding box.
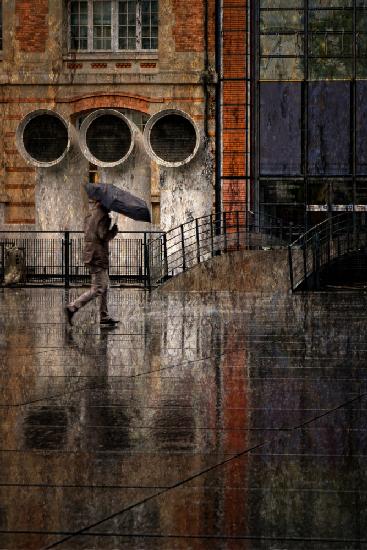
[65,200,119,326]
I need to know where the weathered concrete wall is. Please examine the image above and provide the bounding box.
[36,129,89,231]
[158,249,291,293]
[0,0,217,232]
[159,141,213,230]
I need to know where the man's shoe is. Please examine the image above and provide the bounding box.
[100,317,119,327]
[65,306,76,326]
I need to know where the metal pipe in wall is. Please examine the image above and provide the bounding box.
[215,0,222,222]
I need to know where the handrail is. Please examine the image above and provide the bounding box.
[0,230,163,234]
[288,213,367,292]
[148,210,302,288]
[289,213,345,248]
[0,215,310,290]
[0,230,163,288]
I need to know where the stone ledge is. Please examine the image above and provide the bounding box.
[63,51,158,61]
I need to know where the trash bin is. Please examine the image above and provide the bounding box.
[4,245,26,285]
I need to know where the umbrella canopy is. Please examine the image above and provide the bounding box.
[85,182,151,223]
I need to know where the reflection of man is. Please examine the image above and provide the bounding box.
[66,200,119,326]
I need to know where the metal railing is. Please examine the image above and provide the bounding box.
[0,211,304,289]
[0,230,162,288]
[288,213,367,291]
[148,211,303,288]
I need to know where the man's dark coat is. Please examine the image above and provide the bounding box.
[83,203,118,272]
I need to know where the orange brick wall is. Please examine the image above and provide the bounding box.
[172,0,205,52]
[221,0,249,213]
[16,0,49,53]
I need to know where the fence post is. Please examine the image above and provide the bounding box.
[236,211,240,250]
[0,242,4,284]
[144,232,151,290]
[327,233,331,265]
[223,212,227,253]
[215,210,221,236]
[328,216,332,262]
[143,233,147,288]
[162,233,168,279]
[64,231,70,288]
[288,245,294,292]
[314,233,321,290]
[210,213,214,257]
[303,236,308,289]
[180,225,186,271]
[195,218,201,264]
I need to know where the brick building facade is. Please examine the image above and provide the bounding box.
[2,1,363,234]
[0,0,226,232]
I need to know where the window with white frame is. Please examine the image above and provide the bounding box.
[69,0,158,52]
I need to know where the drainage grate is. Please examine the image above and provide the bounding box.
[23,114,69,163]
[86,114,132,162]
[150,114,197,163]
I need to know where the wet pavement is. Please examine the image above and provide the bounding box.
[0,287,367,549]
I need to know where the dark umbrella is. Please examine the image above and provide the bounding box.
[85,182,151,223]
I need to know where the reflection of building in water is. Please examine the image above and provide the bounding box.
[220,327,249,536]
[2,291,367,544]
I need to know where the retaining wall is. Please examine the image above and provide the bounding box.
[158,249,290,293]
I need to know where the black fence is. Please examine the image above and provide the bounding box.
[288,213,367,291]
[148,211,302,287]
[0,212,302,289]
[0,231,162,288]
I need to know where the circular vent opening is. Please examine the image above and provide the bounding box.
[85,114,132,164]
[144,110,200,167]
[22,113,69,164]
[150,114,197,164]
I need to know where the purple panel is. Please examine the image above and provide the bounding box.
[356,81,367,175]
[260,82,302,176]
[308,82,350,175]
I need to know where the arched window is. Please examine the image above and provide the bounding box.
[69,0,158,51]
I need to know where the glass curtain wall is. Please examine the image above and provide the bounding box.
[255,0,367,228]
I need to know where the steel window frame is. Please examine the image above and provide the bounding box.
[253,0,367,229]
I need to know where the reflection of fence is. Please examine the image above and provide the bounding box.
[0,231,162,287]
[148,211,302,288]
[288,213,367,291]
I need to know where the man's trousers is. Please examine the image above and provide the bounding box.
[69,268,109,318]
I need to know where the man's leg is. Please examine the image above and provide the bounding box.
[98,270,119,325]
[99,269,109,319]
[66,269,107,323]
